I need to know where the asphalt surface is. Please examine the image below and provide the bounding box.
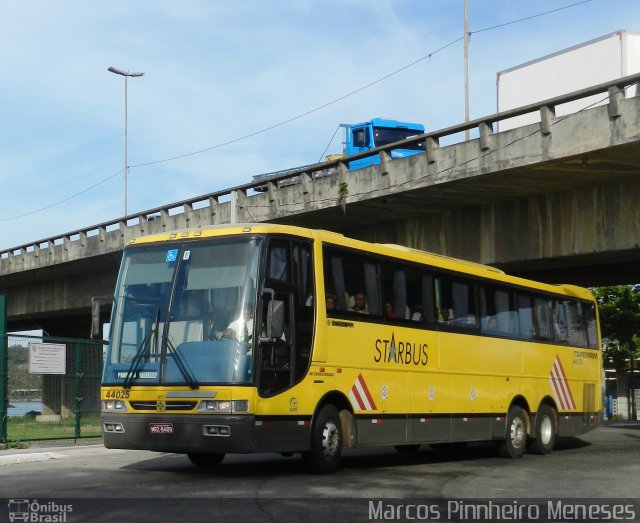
[1,421,638,522]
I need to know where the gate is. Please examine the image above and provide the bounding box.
[0,297,105,444]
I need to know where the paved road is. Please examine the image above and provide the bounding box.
[1,423,638,522]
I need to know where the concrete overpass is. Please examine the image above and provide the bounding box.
[2,73,640,335]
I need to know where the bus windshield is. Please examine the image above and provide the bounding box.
[102,237,262,387]
[372,127,425,151]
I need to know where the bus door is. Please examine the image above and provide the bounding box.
[257,238,314,399]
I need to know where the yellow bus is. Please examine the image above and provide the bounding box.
[100,224,602,473]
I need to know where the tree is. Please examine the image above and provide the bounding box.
[593,285,640,419]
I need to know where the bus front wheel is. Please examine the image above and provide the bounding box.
[302,404,343,474]
[497,406,528,459]
[527,404,557,455]
[187,452,225,468]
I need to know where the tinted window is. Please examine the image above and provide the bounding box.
[381,263,434,324]
[436,275,478,329]
[323,247,382,316]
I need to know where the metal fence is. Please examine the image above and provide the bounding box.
[0,332,104,444]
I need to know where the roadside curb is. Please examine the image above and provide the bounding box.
[0,451,68,466]
[0,443,105,466]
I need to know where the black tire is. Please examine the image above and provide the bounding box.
[394,444,421,453]
[187,452,225,468]
[496,406,528,459]
[302,405,343,474]
[527,404,557,455]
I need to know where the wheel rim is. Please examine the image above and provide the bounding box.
[510,416,526,448]
[321,420,340,461]
[539,415,553,445]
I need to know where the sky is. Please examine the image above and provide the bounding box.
[1,0,639,250]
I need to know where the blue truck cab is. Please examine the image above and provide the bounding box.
[343,118,425,170]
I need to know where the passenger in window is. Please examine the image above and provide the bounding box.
[411,305,424,322]
[439,308,452,323]
[485,316,498,332]
[384,302,396,319]
[325,294,337,312]
[350,291,369,314]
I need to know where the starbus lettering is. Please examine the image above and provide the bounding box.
[374,333,428,366]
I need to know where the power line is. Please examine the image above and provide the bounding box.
[0,170,122,222]
[130,36,464,169]
[131,1,594,169]
[471,0,592,35]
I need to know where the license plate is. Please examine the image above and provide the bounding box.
[149,423,174,434]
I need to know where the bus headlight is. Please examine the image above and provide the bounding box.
[197,400,249,413]
[102,400,126,411]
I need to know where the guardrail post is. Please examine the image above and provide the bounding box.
[160,209,169,229]
[302,171,313,194]
[379,150,391,176]
[267,182,277,204]
[0,296,7,444]
[231,190,247,224]
[137,214,147,234]
[540,105,556,136]
[608,86,623,119]
[184,202,194,227]
[208,196,219,219]
[479,122,493,151]
[426,137,439,165]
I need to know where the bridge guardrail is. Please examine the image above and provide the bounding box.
[2,72,640,261]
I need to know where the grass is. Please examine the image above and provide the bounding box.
[6,414,102,442]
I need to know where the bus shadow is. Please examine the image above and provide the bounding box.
[122,442,504,476]
[554,436,592,450]
[122,437,594,477]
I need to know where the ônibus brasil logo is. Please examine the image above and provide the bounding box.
[8,499,73,522]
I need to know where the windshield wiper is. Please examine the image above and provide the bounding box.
[162,335,199,390]
[123,307,161,389]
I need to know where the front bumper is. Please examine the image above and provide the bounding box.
[102,412,257,454]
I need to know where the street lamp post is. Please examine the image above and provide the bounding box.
[108,66,145,216]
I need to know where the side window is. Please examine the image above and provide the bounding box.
[291,241,314,380]
[352,128,370,148]
[566,301,588,347]
[516,294,534,340]
[436,274,478,329]
[292,242,313,307]
[382,263,435,324]
[323,246,382,317]
[266,239,290,282]
[480,285,517,336]
[552,301,569,344]
[584,303,599,349]
[533,296,552,340]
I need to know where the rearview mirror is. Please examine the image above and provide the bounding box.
[266,300,284,340]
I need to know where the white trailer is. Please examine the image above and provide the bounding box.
[497,29,640,131]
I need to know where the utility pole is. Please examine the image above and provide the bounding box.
[108,66,145,217]
[464,0,470,141]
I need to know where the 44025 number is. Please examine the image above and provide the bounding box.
[105,389,130,400]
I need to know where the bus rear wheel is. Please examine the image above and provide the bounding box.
[187,452,225,468]
[527,404,557,455]
[302,404,343,474]
[497,406,528,459]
